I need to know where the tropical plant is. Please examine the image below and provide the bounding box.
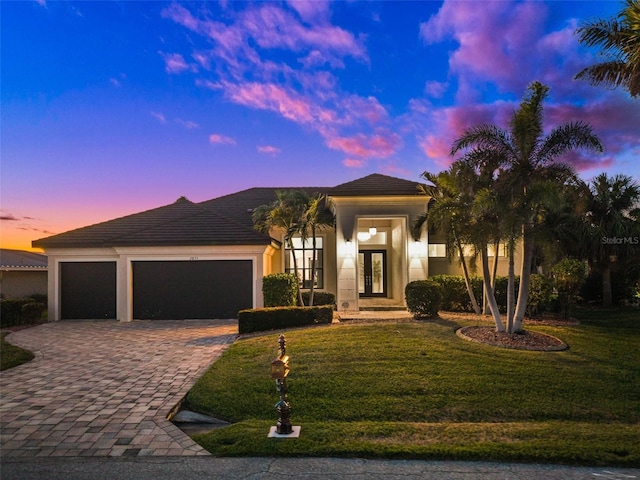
[552,258,588,319]
[583,173,640,306]
[299,193,334,307]
[575,0,640,97]
[414,166,481,314]
[253,190,334,307]
[253,190,309,306]
[451,81,603,333]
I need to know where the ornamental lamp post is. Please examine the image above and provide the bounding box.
[268,334,300,438]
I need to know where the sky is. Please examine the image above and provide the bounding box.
[1,0,639,252]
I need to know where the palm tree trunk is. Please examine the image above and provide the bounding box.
[483,240,500,315]
[309,227,317,307]
[288,238,305,306]
[506,238,516,334]
[513,225,535,332]
[481,245,505,332]
[457,243,481,314]
[602,263,613,307]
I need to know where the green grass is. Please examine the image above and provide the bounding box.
[186,308,640,465]
[1,332,35,371]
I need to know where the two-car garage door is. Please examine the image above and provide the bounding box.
[60,260,253,320]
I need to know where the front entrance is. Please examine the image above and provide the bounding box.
[359,250,387,297]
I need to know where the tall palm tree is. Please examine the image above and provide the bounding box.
[253,190,308,306]
[575,0,640,97]
[299,193,335,306]
[452,81,602,333]
[414,165,482,314]
[584,173,640,306]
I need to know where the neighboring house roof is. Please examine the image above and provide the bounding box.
[328,173,423,197]
[0,249,47,270]
[32,173,423,249]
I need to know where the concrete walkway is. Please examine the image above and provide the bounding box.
[0,319,237,457]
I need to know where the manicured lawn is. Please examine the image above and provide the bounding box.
[186,308,640,466]
[1,332,35,371]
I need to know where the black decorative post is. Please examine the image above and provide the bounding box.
[269,334,299,437]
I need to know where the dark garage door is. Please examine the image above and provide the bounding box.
[133,260,252,320]
[60,262,117,319]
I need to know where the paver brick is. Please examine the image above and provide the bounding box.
[0,319,237,457]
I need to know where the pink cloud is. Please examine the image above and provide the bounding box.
[326,129,402,159]
[150,111,166,124]
[287,0,330,23]
[175,119,199,129]
[343,158,366,168]
[209,133,236,145]
[343,96,389,125]
[257,145,281,155]
[424,81,448,99]
[419,0,591,99]
[159,52,196,74]
[224,82,316,124]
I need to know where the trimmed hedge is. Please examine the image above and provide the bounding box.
[238,306,334,334]
[301,291,336,308]
[405,280,443,319]
[1,296,47,328]
[262,273,298,307]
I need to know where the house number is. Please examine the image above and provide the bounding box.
[189,256,199,261]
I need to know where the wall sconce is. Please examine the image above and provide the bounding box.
[357,231,370,242]
[344,239,353,257]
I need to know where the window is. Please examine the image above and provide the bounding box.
[488,243,506,257]
[428,244,446,257]
[285,237,323,289]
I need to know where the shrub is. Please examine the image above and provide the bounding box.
[238,306,333,334]
[430,275,484,312]
[262,273,298,307]
[526,274,555,317]
[0,298,47,328]
[21,302,47,323]
[405,280,443,319]
[553,258,587,319]
[301,291,336,308]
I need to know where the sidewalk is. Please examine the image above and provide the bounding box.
[1,457,638,480]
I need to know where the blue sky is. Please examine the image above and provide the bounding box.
[1,0,638,251]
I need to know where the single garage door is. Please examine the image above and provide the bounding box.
[60,262,117,319]
[133,260,252,320]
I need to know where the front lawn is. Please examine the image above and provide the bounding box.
[1,332,35,371]
[186,308,640,466]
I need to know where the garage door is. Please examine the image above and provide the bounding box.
[132,260,252,320]
[60,262,117,319]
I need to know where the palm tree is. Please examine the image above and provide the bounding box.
[452,81,602,333]
[414,165,482,314]
[253,190,308,306]
[575,0,640,97]
[299,193,335,306]
[584,173,640,306]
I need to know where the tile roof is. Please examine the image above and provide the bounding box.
[32,174,423,249]
[0,249,47,269]
[328,173,423,197]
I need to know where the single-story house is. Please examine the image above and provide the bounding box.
[0,249,48,299]
[33,173,515,321]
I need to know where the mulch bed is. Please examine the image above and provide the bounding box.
[457,326,568,351]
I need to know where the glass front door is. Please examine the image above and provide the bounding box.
[358,250,386,297]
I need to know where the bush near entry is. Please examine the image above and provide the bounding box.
[405,279,443,318]
[262,273,298,307]
[301,291,336,308]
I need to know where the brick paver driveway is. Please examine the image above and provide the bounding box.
[0,320,237,457]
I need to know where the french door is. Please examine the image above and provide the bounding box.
[358,250,387,297]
